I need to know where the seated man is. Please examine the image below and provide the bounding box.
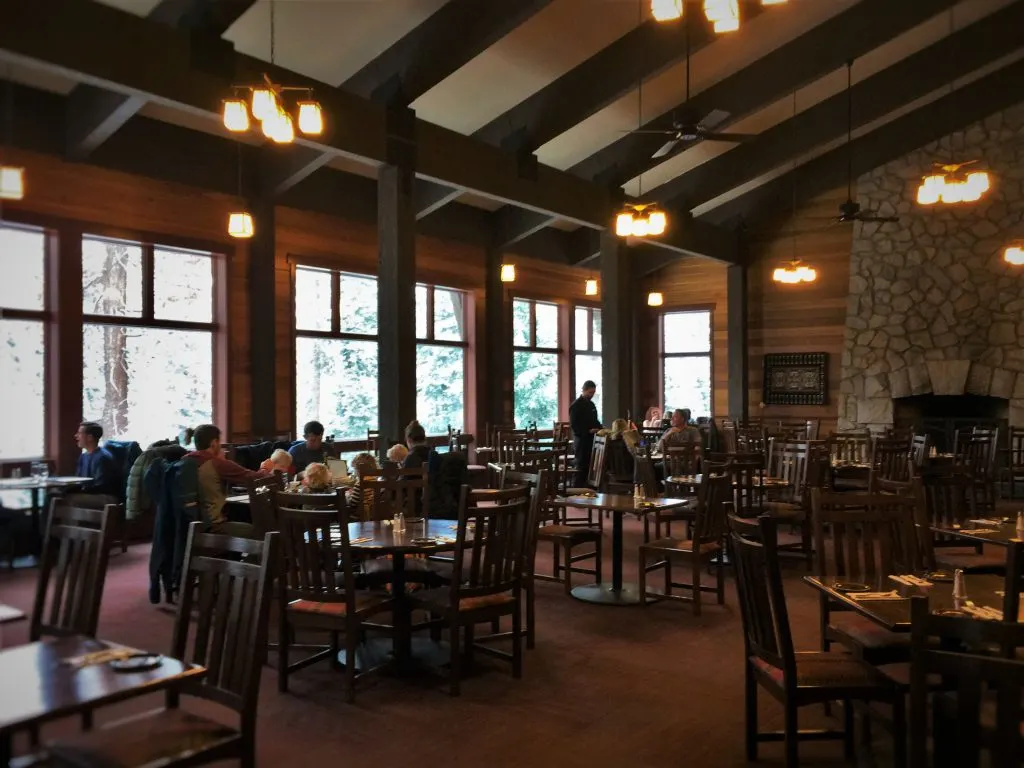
[656,408,702,454]
[187,423,268,537]
[402,420,431,470]
[289,420,326,473]
[67,421,122,509]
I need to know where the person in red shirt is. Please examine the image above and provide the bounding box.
[186,424,268,537]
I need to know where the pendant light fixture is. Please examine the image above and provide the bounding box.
[703,0,740,33]
[619,0,669,239]
[773,90,817,285]
[650,0,683,21]
[222,1,324,142]
[0,70,24,201]
[647,292,664,307]
[916,8,992,207]
[500,263,516,283]
[228,143,254,239]
[585,277,599,296]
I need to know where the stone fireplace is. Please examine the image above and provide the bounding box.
[838,102,1024,431]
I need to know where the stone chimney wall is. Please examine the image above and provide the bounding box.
[838,103,1024,430]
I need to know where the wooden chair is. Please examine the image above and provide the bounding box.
[1004,426,1024,499]
[30,501,113,641]
[37,524,278,768]
[732,515,907,768]
[908,595,1024,768]
[639,472,731,614]
[662,444,702,498]
[910,434,930,470]
[955,434,998,514]
[811,490,920,666]
[919,469,1005,574]
[410,483,534,695]
[872,436,913,483]
[552,421,571,442]
[367,429,380,454]
[275,492,393,701]
[763,442,814,569]
[246,474,285,537]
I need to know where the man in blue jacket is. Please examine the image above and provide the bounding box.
[66,421,121,508]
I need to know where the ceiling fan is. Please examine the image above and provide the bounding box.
[624,16,755,160]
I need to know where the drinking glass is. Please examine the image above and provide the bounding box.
[30,461,42,485]
[38,462,50,483]
[10,467,22,479]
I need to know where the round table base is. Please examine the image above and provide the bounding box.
[570,582,645,606]
[336,636,450,674]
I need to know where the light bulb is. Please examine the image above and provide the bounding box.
[615,212,635,237]
[965,171,990,196]
[251,88,277,121]
[647,292,664,307]
[297,101,324,135]
[632,217,650,237]
[705,0,740,32]
[1004,245,1024,266]
[500,264,516,283]
[228,212,254,239]
[940,182,964,205]
[651,0,683,21]
[916,176,941,205]
[272,111,295,144]
[647,210,667,235]
[0,166,25,200]
[713,18,740,32]
[585,279,599,296]
[761,0,787,4]
[222,99,250,132]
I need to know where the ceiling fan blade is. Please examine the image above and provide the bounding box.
[621,129,679,135]
[699,109,731,130]
[701,131,757,142]
[651,139,682,159]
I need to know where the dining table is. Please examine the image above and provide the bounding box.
[0,635,204,766]
[549,493,692,606]
[0,604,26,649]
[803,573,1013,632]
[930,518,1023,548]
[0,476,92,565]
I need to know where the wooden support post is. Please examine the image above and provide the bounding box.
[377,163,417,449]
[248,197,276,439]
[484,246,513,428]
[600,231,634,425]
[48,224,83,474]
[727,263,748,421]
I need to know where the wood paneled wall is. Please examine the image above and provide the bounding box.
[4,147,596,445]
[642,188,854,434]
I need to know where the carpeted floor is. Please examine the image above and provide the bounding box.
[1,516,912,767]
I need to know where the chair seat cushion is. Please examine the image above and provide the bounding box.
[288,592,389,617]
[751,652,900,690]
[538,524,601,542]
[411,586,516,613]
[642,538,720,555]
[42,708,237,767]
[829,612,910,650]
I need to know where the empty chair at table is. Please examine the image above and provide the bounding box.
[35,523,278,768]
[918,468,1005,574]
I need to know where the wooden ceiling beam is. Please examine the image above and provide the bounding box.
[655,0,1024,212]
[570,0,959,188]
[493,206,558,250]
[343,0,553,105]
[415,180,463,220]
[702,55,1024,228]
[471,8,731,152]
[0,0,613,227]
[63,0,258,161]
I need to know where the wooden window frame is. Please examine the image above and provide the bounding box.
[659,307,715,419]
[571,305,602,397]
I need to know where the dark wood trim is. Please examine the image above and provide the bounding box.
[600,232,634,425]
[213,248,230,436]
[556,299,572,421]
[484,247,512,426]
[81,315,217,332]
[248,197,276,437]
[147,0,258,36]
[64,85,146,161]
[140,243,155,320]
[726,264,748,420]
[48,222,84,473]
[329,270,341,335]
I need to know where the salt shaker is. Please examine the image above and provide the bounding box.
[1016,511,1024,537]
[952,568,967,600]
[633,484,641,502]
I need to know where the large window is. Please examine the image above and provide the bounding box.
[81,236,216,446]
[294,267,379,441]
[416,284,467,435]
[1,224,47,459]
[661,310,713,419]
[573,306,602,417]
[513,298,560,429]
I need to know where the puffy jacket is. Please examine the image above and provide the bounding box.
[126,444,187,520]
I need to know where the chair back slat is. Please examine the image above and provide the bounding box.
[730,516,796,682]
[828,431,872,465]
[364,468,429,521]
[449,484,532,601]
[274,490,354,602]
[727,454,765,517]
[31,501,113,641]
[691,472,731,543]
[664,444,701,478]
[171,523,277,718]
[872,436,913,483]
[920,469,975,539]
[587,435,608,488]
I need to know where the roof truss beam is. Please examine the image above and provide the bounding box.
[493,206,557,250]
[570,0,958,188]
[703,55,1024,228]
[656,0,1024,212]
[415,180,463,220]
[343,0,553,106]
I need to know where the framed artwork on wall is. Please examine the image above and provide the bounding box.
[762,353,828,406]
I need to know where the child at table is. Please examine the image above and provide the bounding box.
[347,452,379,521]
[259,448,293,475]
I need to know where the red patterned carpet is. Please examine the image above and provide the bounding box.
[1,515,918,767]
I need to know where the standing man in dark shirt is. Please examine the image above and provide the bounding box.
[569,380,602,487]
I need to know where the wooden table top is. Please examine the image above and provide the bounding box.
[345,519,458,553]
[931,520,1022,548]
[225,487,350,505]
[0,636,203,734]
[666,475,790,488]
[0,476,91,490]
[550,493,690,513]
[804,574,1011,632]
[0,604,25,625]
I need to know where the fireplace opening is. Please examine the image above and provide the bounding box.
[893,394,1008,453]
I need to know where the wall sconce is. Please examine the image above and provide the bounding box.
[1005,242,1024,266]
[585,278,599,296]
[647,291,664,307]
[0,166,25,200]
[500,263,516,283]
[227,211,254,239]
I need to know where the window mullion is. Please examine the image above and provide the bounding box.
[529,300,536,349]
[142,243,155,320]
[330,270,341,334]
[426,284,435,342]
